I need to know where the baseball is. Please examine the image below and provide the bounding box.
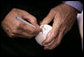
[35,24,53,46]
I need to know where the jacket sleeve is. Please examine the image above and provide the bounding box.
[63,1,83,13]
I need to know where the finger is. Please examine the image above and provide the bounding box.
[14,8,39,28]
[14,27,35,38]
[40,9,56,25]
[22,14,38,25]
[42,29,58,45]
[15,31,34,39]
[44,27,65,50]
[15,8,37,24]
[22,23,41,35]
[32,22,42,33]
[22,15,42,32]
[17,9,42,33]
[19,23,37,35]
[2,21,15,38]
[42,18,60,45]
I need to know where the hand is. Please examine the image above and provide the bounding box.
[41,4,78,50]
[1,8,42,38]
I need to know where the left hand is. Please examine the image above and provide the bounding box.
[41,4,78,50]
[1,8,42,38]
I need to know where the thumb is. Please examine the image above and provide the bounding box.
[40,10,56,25]
[22,15,37,25]
[22,15,42,32]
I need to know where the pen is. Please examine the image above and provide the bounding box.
[16,17,36,28]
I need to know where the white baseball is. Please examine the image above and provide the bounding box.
[35,24,54,46]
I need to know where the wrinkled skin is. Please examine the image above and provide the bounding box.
[41,4,78,50]
[1,8,42,38]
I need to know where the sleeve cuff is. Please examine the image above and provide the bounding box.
[63,1,83,13]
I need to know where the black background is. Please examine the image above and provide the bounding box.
[0,0,83,56]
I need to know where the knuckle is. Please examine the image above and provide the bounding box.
[51,8,55,12]
[32,18,37,23]
[11,8,18,13]
[12,8,16,11]
[16,22,22,29]
[33,17,36,20]
[9,34,15,38]
[1,19,6,27]
[31,29,36,33]
[12,29,17,34]
[12,8,17,11]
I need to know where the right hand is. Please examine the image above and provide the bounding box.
[1,8,42,38]
[41,4,78,50]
